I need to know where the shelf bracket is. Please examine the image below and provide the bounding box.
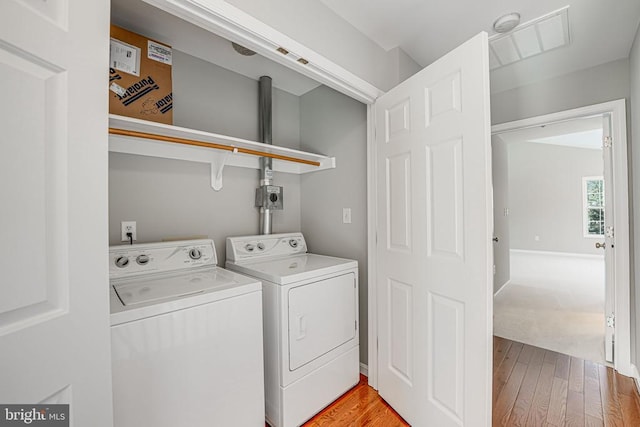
[210,149,236,191]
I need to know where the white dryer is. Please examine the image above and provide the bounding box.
[109,239,265,427]
[226,233,359,427]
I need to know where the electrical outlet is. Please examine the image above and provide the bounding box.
[342,208,352,224]
[121,221,137,242]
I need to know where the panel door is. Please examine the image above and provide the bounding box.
[375,32,493,426]
[288,273,357,370]
[0,0,113,423]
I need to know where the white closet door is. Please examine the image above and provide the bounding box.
[0,0,112,424]
[375,32,493,426]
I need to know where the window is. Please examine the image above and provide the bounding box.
[583,176,604,237]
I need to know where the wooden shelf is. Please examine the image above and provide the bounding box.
[108,115,336,189]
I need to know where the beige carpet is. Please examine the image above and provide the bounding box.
[493,251,606,364]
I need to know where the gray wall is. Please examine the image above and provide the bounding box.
[491,59,630,125]
[109,50,302,265]
[492,135,511,293]
[508,142,603,255]
[630,23,640,374]
[299,85,369,364]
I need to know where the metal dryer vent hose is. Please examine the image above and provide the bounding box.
[259,76,273,234]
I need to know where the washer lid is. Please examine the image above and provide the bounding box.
[112,267,258,306]
[110,266,262,325]
[227,253,357,285]
[113,269,233,306]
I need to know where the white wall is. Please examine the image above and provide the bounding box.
[508,142,603,255]
[492,135,510,293]
[299,85,369,364]
[491,33,640,383]
[491,59,630,125]
[629,23,640,374]
[387,46,422,86]
[109,50,302,265]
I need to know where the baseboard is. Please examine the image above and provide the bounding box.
[360,362,368,377]
[493,280,511,297]
[510,249,603,260]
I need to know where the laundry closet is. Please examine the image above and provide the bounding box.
[108,0,370,364]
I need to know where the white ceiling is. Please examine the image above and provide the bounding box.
[497,116,603,150]
[112,0,640,97]
[319,0,640,93]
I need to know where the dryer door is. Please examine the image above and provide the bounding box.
[288,272,357,371]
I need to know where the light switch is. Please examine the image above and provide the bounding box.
[342,208,352,224]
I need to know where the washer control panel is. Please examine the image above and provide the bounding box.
[109,239,217,279]
[226,232,307,262]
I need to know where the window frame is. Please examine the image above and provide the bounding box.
[582,175,605,238]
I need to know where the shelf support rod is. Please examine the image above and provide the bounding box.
[108,128,321,167]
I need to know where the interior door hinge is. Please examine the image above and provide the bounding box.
[355,320,358,331]
[607,314,615,328]
[603,136,613,148]
[605,226,614,238]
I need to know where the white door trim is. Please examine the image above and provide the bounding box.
[491,99,632,376]
[366,103,379,388]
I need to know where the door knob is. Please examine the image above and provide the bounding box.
[595,242,605,249]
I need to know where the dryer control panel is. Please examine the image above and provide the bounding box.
[226,232,307,262]
[109,239,217,279]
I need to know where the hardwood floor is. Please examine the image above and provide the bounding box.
[299,337,640,426]
[302,374,409,426]
[493,336,640,426]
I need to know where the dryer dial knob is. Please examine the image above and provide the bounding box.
[136,254,150,265]
[189,248,202,260]
[245,244,255,252]
[115,256,129,268]
[289,239,298,248]
[257,242,265,250]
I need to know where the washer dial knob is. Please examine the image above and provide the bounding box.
[289,239,298,248]
[245,244,255,252]
[189,248,202,260]
[115,256,129,268]
[257,242,265,250]
[136,254,150,265]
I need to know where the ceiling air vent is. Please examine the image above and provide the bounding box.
[489,6,570,70]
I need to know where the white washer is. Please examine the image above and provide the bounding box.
[226,233,359,427]
[109,239,264,427]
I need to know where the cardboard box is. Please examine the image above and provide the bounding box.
[109,25,173,124]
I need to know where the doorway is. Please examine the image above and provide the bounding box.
[490,100,632,375]
[492,116,606,363]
